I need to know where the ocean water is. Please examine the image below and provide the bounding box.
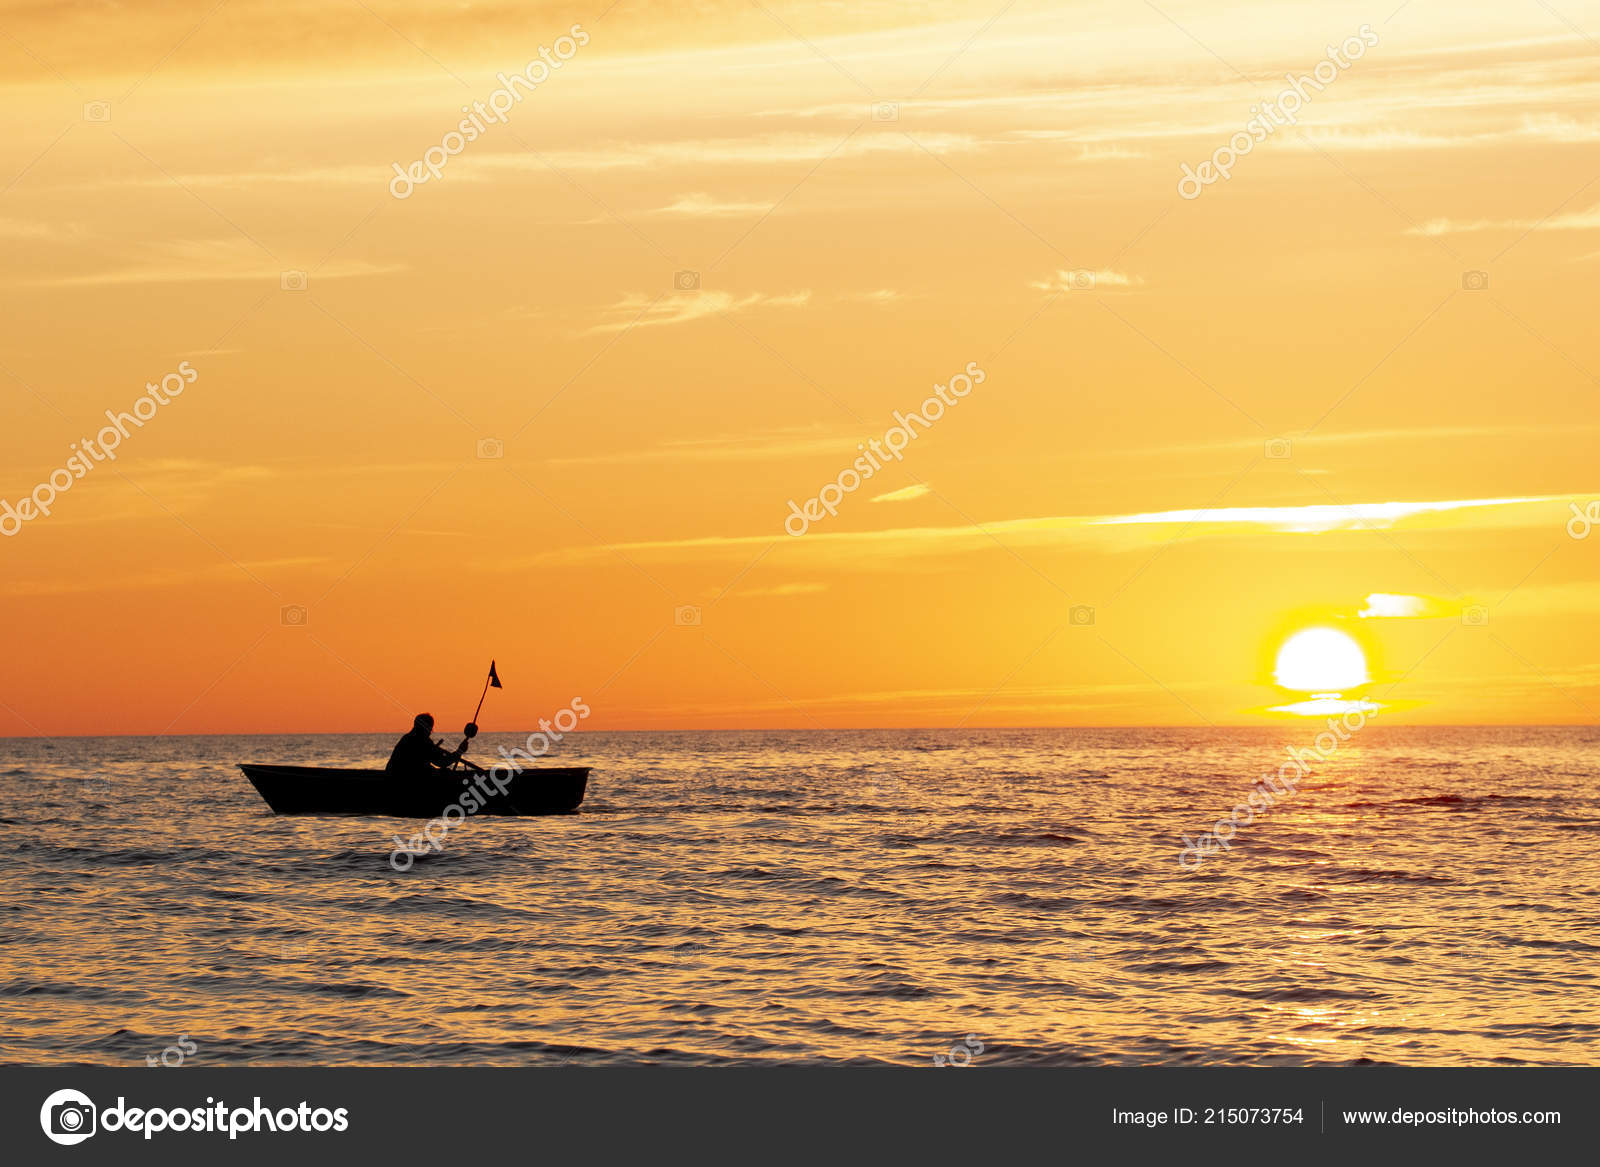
[1,727,1597,1067]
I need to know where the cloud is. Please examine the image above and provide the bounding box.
[736,582,827,598]
[1074,144,1149,161]
[1030,268,1141,293]
[479,132,986,174]
[1081,423,1600,462]
[530,494,1589,566]
[93,164,387,192]
[2,557,327,598]
[1282,118,1600,154]
[1406,202,1600,237]
[837,288,904,304]
[644,678,1213,720]
[648,192,774,217]
[870,484,931,503]
[1004,134,1148,160]
[29,238,403,288]
[1358,593,1446,619]
[0,217,78,240]
[585,289,811,333]
[1088,493,1561,531]
[1270,696,1382,716]
[64,134,988,197]
[1089,497,1547,531]
[548,427,853,466]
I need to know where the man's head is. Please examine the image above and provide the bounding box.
[413,713,434,733]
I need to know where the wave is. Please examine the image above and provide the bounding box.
[1340,793,1560,810]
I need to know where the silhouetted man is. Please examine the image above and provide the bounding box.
[386,713,464,775]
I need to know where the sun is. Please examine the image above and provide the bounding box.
[1274,627,1369,692]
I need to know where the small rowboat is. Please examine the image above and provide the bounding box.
[238,763,589,817]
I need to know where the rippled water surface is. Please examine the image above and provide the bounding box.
[2,727,1597,1066]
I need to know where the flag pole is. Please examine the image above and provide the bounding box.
[468,660,500,730]
[472,673,492,725]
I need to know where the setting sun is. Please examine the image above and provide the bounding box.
[1274,627,1369,693]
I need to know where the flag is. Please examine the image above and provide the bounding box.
[488,660,502,689]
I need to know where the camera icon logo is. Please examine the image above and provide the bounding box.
[476,437,505,460]
[40,1088,97,1145]
[1069,604,1096,627]
[1068,269,1096,291]
[83,101,111,122]
[281,604,308,627]
[674,270,701,292]
[280,270,308,291]
[674,605,702,627]
[1265,438,1292,460]
[1461,605,1489,627]
[1461,270,1489,291]
[871,101,900,121]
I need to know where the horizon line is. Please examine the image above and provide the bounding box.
[1,722,1595,742]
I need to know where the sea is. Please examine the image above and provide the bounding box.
[2,727,1597,1067]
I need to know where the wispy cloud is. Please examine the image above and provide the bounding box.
[871,484,931,503]
[2,557,327,598]
[1406,201,1600,236]
[643,678,1211,720]
[647,192,774,217]
[586,289,811,333]
[532,494,1587,565]
[91,164,386,192]
[1081,423,1600,462]
[30,238,402,288]
[64,134,987,196]
[736,582,827,598]
[548,427,853,466]
[1089,497,1546,531]
[1284,116,1600,154]
[484,132,985,174]
[1004,133,1148,161]
[0,217,78,241]
[1358,592,1453,619]
[1030,268,1141,293]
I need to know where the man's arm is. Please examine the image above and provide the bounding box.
[426,737,468,769]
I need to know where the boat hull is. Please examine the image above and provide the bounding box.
[238,763,589,817]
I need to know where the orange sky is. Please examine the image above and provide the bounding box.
[2,0,1598,734]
